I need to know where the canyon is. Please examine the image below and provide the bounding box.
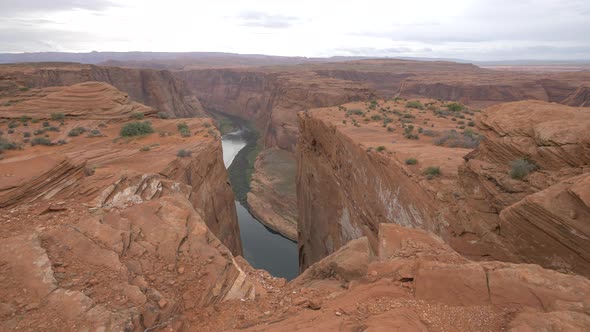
[0,58,589,331]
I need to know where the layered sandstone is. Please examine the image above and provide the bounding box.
[0,82,250,330]
[0,63,204,117]
[178,223,590,331]
[297,99,590,276]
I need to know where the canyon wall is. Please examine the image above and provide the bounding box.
[297,99,590,275]
[177,68,375,238]
[0,63,204,118]
[176,61,590,241]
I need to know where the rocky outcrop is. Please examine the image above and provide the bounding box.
[460,100,590,275]
[0,63,204,117]
[202,223,590,331]
[0,83,251,330]
[297,99,590,276]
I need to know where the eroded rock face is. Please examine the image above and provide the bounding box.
[0,63,204,117]
[297,99,590,276]
[195,224,590,331]
[0,82,251,330]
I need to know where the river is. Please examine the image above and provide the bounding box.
[221,127,299,280]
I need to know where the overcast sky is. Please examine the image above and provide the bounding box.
[1,0,589,60]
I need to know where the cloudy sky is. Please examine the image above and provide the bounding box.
[1,0,589,60]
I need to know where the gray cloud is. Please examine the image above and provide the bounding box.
[354,0,590,44]
[0,0,115,14]
[234,11,302,28]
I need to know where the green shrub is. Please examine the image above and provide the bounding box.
[50,113,65,121]
[120,121,154,137]
[371,114,382,121]
[177,122,191,137]
[0,138,18,152]
[31,137,53,146]
[423,166,441,177]
[8,122,19,129]
[19,115,30,123]
[405,101,424,109]
[510,158,538,180]
[45,126,59,132]
[177,149,192,157]
[68,127,87,137]
[375,146,386,152]
[87,129,103,138]
[31,118,39,124]
[130,112,144,120]
[158,112,171,119]
[405,158,418,165]
[402,113,416,119]
[446,102,464,112]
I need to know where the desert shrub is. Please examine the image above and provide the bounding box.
[0,130,3,135]
[120,121,154,137]
[387,127,394,132]
[19,115,30,123]
[98,123,108,128]
[31,118,39,124]
[422,129,438,137]
[402,114,416,119]
[423,166,441,176]
[31,137,53,146]
[8,122,19,129]
[406,101,424,109]
[87,129,103,138]
[177,149,192,157]
[130,112,144,120]
[405,133,419,139]
[342,120,347,124]
[467,121,475,127]
[158,112,171,119]
[45,126,59,132]
[140,146,151,152]
[56,139,67,145]
[418,127,423,133]
[510,158,538,180]
[203,122,212,128]
[177,122,191,137]
[446,102,464,112]
[42,121,50,127]
[371,114,382,121]
[349,109,365,116]
[375,146,386,152]
[434,129,483,148]
[405,158,418,165]
[457,120,465,125]
[68,127,87,137]
[23,132,31,138]
[7,129,14,134]
[50,113,65,121]
[383,117,393,125]
[0,138,18,152]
